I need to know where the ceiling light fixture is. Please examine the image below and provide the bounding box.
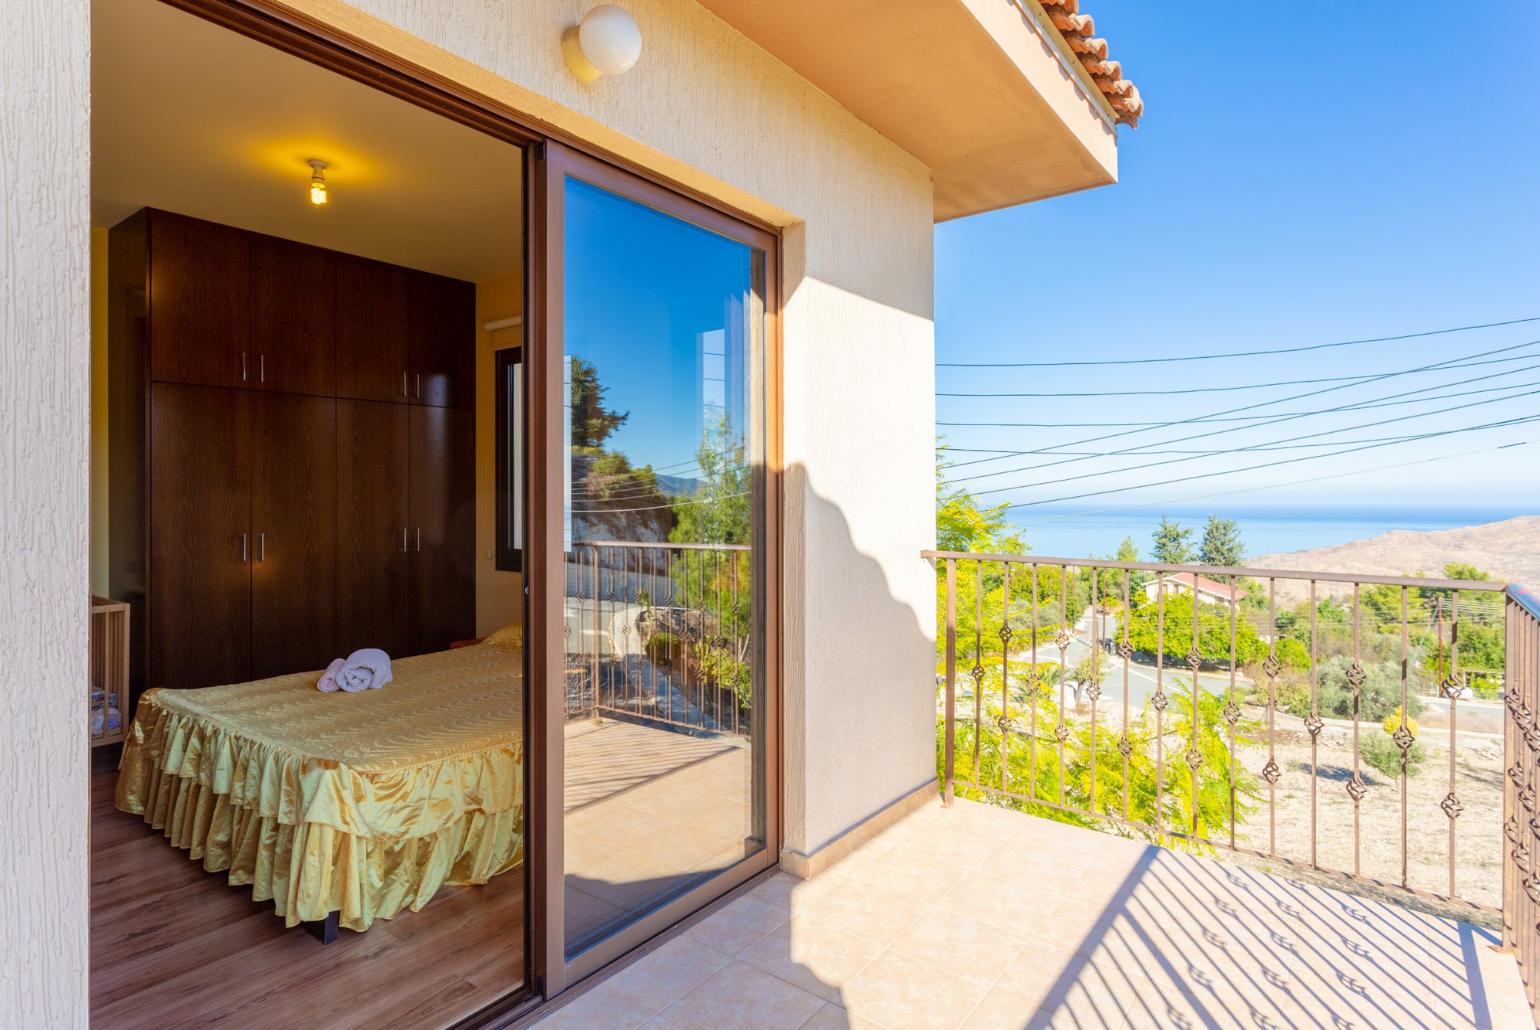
[563,5,642,82]
[307,159,329,206]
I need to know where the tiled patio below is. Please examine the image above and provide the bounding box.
[534,795,1532,1029]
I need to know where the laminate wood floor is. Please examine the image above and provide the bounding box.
[88,747,527,1030]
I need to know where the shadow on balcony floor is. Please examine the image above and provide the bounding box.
[534,794,1532,1028]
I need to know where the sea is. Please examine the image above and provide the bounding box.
[1009,504,1537,561]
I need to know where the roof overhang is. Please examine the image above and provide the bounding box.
[695,0,1121,221]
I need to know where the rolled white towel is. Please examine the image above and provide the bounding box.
[317,658,345,693]
[337,648,393,693]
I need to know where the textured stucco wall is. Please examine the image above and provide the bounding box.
[1,1,92,1026]
[284,0,939,855]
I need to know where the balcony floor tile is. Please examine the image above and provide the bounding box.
[533,795,1530,1030]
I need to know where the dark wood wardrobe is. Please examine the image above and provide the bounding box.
[109,208,475,700]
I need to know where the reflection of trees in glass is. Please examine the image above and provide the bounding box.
[569,358,673,540]
[569,356,628,449]
[669,414,753,713]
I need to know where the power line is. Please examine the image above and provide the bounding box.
[570,490,750,515]
[935,316,1540,368]
[1022,441,1530,524]
[938,371,1540,460]
[936,351,1538,399]
[948,385,1540,490]
[934,340,1540,483]
[995,415,1540,510]
[945,414,1536,457]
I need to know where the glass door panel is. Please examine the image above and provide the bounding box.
[559,174,768,960]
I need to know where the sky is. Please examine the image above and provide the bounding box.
[935,1,1540,536]
[564,176,752,489]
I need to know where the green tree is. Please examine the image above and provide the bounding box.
[1151,516,1195,565]
[945,686,1261,850]
[1125,591,1268,666]
[1198,515,1245,568]
[937,448,1023,554]
[1090,536,1147,604]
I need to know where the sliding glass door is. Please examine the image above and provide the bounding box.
[534,144,778,984]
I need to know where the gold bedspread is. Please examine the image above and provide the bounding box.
[116,642,524,931]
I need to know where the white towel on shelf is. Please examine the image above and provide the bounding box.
[316,658,345,692]
[336,648,393,693]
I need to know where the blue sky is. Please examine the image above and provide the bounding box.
[565,177,751,477]
[936,1,1540,529]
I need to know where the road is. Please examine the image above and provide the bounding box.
[1010,607,1253,709]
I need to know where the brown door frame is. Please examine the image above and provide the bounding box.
[141,0,786,1012]
[536,140,783,992]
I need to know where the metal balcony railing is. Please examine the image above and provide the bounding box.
[929,548,1540,1023]
[1504,583,1540,1024]
[564,540,752,738]
[927,551,1515,900]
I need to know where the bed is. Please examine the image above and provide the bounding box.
[115,634,524,936]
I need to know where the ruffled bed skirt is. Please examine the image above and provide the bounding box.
[116,671,525,932]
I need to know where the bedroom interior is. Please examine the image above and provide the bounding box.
[89,1,531,1023]
[88,0,778,1021]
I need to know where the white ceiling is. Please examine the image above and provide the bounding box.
[91,0,524,283]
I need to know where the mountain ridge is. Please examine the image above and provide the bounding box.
[1251,514,1540,588]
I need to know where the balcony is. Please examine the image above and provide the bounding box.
[535,795,1528,1028]
[532,554,1540,1028]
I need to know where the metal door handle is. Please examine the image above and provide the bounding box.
[240,533,248,562]
[241,353,248,382]
[415,527,422,552]
[401,527,409,553]
[257,532,266,561]
[259,354,266,384]
[414,372,421,399]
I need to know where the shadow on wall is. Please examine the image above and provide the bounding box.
[781,464,938,860]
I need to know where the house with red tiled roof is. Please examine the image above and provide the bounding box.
[1145,570,1236,605]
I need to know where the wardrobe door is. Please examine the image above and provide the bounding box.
[336,399,412,658]
[149,383,252,691]
[250,392,338,677]
[250,236,337,396]
[408,272,475,409]
[336,256,411,403]
[147,211,251,389]
[408,405,475,654]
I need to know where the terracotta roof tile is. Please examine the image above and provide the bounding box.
[1040,0,1142,127]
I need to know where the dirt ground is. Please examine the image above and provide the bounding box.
[1226,728,1505,923]
[1045,704,1509,925]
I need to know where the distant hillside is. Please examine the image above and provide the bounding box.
[1251,515,1540,599]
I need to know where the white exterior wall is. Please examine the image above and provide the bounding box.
[0,2,92,1026]
[4,1,937,1014]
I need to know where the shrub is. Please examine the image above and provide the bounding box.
[1360,729,1426,779]
[1275,637,1311,670]
[1381,707,1418,738]
[1276,657,1424,724]
[1270,678,1310,714]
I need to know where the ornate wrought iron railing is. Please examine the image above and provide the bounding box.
[927,549,1512,915]
[565,540,751,738]
[1504,584,1540,1023]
